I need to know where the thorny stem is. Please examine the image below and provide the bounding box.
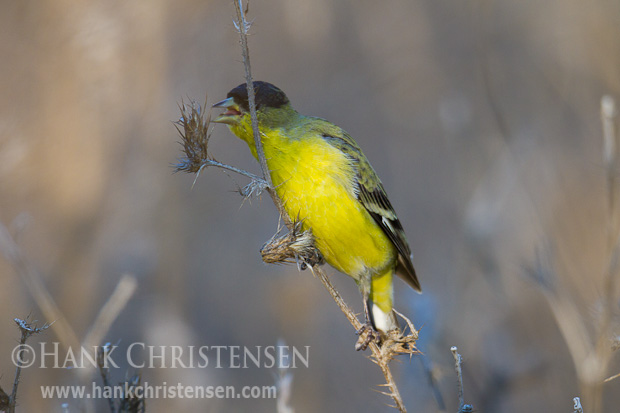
[9,319,50,413]
[232,2,410,411]
[202,158,266,183]
[451,346,474,413]
[309,266,407,411]
[451,346,465,412]
[233,0,292,229]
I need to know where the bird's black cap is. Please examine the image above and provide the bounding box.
[227,81,289,112]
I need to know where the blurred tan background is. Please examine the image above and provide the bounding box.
[1,0,620,412]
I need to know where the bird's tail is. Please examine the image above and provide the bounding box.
[368,270,399,334]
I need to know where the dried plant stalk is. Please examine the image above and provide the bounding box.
[230,1,419,410]
[173,2,422,410]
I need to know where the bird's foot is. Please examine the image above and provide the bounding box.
[355,323,381,351]
[297,249,324,271]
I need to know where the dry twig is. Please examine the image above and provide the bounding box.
[5,318,51,413]
[232,4,420,405]
[451,346,465,411]
[451,346,473,413]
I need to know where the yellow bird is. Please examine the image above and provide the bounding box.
[213,81,421,346]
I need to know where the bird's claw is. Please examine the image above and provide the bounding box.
[295,245,324,271]
[355,323,380,351]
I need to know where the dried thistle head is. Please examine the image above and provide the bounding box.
[174,95,212,173]
[239,178,268,200]
[14,317,51,341]
[374,310,420,362]
[261,220,323,269]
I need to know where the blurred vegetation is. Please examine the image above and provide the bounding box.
[1,0,620,411]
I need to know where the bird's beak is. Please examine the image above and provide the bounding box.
[212,97,242,125]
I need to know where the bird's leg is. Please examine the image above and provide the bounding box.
[355,293,381,351]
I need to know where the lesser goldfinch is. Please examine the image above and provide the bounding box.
[213,81,421,343]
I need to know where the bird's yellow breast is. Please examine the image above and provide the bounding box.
[262,130,396,279]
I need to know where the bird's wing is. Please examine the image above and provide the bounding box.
[356,169,422,293]
[314,122,421,293]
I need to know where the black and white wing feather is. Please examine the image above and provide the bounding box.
[317,124,422,292]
